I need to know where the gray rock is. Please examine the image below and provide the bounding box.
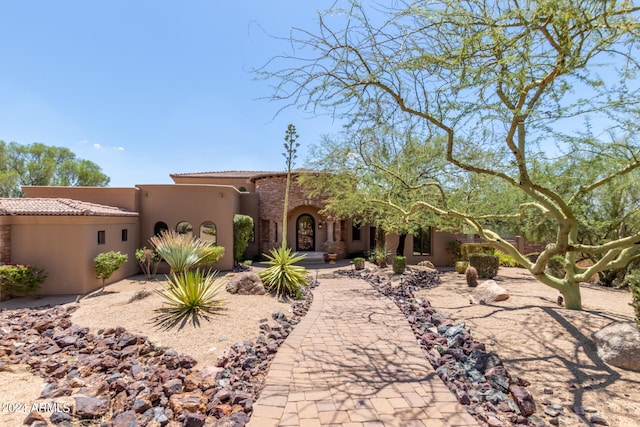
[593,322,640,371]
[74,396,109,418]
[225,272,266,295]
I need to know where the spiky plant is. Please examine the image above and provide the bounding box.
[154,269,226,330]
[150,229,213,273]
[259,246,308,299]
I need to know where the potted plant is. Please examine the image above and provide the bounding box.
[354,257,365,270]
[326,242,338,264]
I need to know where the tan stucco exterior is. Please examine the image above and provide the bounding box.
[4,170,469,296]
[5,215,139,295]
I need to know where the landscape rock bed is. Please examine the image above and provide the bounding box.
[338,268,541,427]
[0,283,315,427]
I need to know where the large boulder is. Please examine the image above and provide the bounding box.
[593,322,640,371]
[225,272,266,295]
[470,280,509,304]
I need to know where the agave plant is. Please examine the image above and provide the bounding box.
[259,246,308,299]
[150,229,215,273]
[154,269,226,330]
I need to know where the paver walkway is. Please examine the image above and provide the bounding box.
[247,272,479,427]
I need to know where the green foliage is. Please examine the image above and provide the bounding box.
[468,253,499,279]
[233,214,254,263]
[392,256,406,274]
[369,246,390,268]
[455,261,468,274]
[135,247,161,279]
[154,269,226,330]
[627,270,640,332]
[150,229,223,274]
[0,264,47,297]
[0,140,109,197]
[195,246,225,267]
[460,244,494,261]
[546,255,566,279]
[445,240,463,262]
[494,250,519,267]
[354,257,366,270]
[258,246,308,299]
[94,251,128,291]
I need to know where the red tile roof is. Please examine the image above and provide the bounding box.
[169,170,275,179]
[0,198,138,217]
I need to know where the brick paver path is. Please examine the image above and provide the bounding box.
[247,273,479,427]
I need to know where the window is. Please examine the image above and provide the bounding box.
[97,230,106,245]
[154,221,168,236]
[200,222,217,244]
[176,221,193,236]
[352,224,361,241]
[413,227,431,256]
[121,229,128,242]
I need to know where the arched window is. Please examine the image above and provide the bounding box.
[176,221,193,236]
[154,221,169,236]
[200,221,217,244]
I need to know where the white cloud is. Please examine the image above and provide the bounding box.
[93,143,101,150]
[116,146,125,151]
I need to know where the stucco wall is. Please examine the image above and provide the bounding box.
[9,216,139,295]
[137,184,239,271]
[385,228,458,267]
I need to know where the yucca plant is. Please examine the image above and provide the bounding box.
[154,269,226,330]
[150,229,215,273]
[259,246,308,299]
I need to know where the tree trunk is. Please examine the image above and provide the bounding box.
[396,233,407,256]
[560,280,582,310]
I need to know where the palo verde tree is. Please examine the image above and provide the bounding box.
[0,141,110,197]
[261,0,640,309]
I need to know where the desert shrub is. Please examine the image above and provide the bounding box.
[468,253,499,279]
[460,243,494,260]
[195,246,225,267]
[151,229,223,273]
[465,266,479,287]
[0,264,47,298]
[546,254,566,279]
[135,247,162,279]
[154,269,226,329]
[392,256,406,274]
[369,246,390,268]
[494,250,519,267]
[354,257,366,270]
[94,251,128,291]
[233,214,254,264]
[258,246,308,299]
[445,240,463,262]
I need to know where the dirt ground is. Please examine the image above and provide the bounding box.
[418,267,640,427]
[1,266,638,426]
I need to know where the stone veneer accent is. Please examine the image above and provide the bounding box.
[0,224,11,263]
[254,175,331,254]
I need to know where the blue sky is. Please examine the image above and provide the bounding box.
[0,1,341,187]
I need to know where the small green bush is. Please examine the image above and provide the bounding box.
[151,229,224,273]
[353,257,366,270]
[94,251,128,291]
[0,264,47,298]
[195,246,225,267]
[233,214,254,264]
[369,247,390,268]
[135,247,161,279]
[468,253,499,279]
[460,243,494,261]
[494,250,519,267]
[392,256,406,274]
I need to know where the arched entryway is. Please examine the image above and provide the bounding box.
[296,214,315,251]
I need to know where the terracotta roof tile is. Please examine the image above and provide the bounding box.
[0,198,138,217]
[170,170,275,179]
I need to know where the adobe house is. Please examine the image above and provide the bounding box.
[6,170,460,295]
